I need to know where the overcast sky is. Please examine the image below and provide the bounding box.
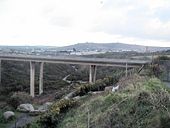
[0,0,170,47]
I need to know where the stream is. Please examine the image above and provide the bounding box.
[9,113,35,128]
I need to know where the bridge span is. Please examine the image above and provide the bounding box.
[0,54,151,97]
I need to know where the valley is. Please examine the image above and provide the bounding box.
[0,45,169,128]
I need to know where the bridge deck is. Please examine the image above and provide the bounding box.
[0,54,151,67]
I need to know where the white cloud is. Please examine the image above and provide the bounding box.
[0,0,169,47]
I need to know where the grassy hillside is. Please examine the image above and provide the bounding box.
[56,42,170,52]
[57,76,170,128]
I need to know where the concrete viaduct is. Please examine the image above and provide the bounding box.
[0,54,151,97]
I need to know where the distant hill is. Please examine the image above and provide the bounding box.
[56,43,170,52]
[0,43,169,54]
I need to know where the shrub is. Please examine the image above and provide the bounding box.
[7,92,32,109]
[38,99,77,128]
[155,55,170,61]
[76,76,120,96]
[0,110,6,123]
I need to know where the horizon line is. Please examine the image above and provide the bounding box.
[0,42,169,48]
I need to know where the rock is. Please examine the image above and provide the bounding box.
[38,102,53,111]
[17,104,34,112]
[64,91,77,99]
[112,85,119,92]
[3,111,15,120]
[30,102,53,116]
[73,96,81,100]
[105,86,113,92]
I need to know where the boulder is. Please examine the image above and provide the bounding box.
[3,111,15,120]
[17,104,34,112]
[38,102,53,111]
[30,102,53,116]
[105,86,113,92]
[73,96,81,100]
[64,91,77,99]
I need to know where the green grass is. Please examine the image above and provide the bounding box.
[57,77,170,128]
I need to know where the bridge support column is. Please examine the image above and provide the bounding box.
[89,65,97,83]
[30,61,35,97]
[89,65,92,83]
[93,65,97,83]
[39,62,44,95]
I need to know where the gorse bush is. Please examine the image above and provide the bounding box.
[76,75,121,96]
[38,99,77,128]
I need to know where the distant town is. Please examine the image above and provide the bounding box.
[0,43,169,56]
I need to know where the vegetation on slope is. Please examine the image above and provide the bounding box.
[38,99,77,128]
[57,76,170,128]
[26,75,170,128]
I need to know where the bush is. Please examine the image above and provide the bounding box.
[76,76,120,96]
[38,99,77,128]
[155,56,170,61]
[0,110,6,123]
[7,92,32,109]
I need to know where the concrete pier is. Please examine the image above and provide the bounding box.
[89,65,97,83]
[30,61,35,97]
[89,65,92,83]
[39,62,44,95]
[93,65,97,83]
